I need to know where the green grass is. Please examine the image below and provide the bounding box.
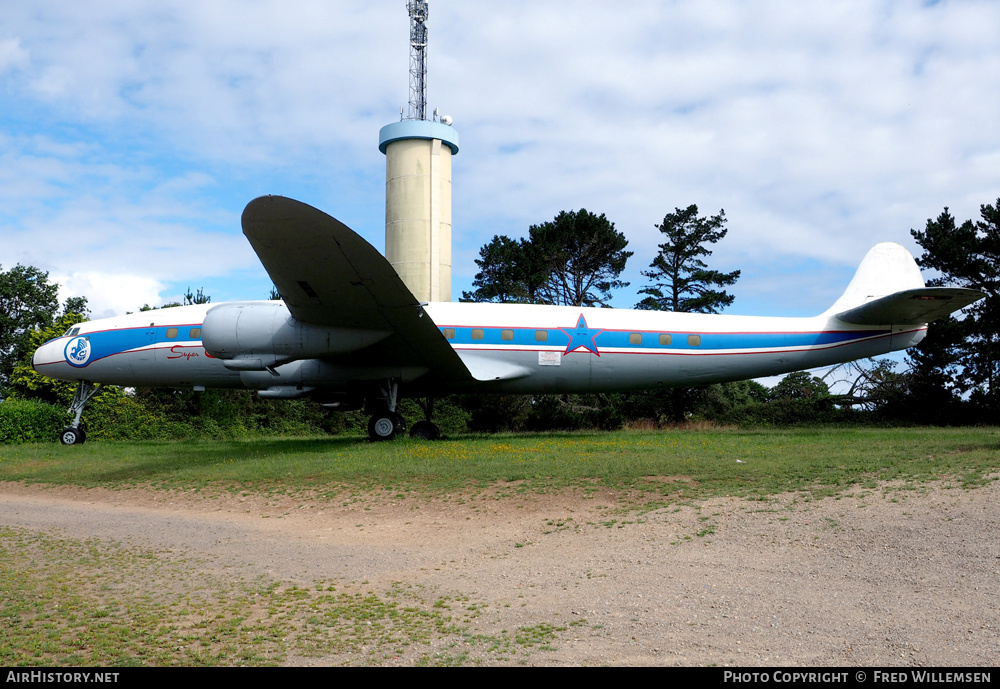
[0,526,574,667]
[1,427,998,502]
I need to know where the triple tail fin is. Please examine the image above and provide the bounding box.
[823,242,984,325]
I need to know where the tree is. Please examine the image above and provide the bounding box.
[462,210,632,307]
[822,358,908,413]
[909,200,1000,414]
[184,287,211,305]
[627,206,741,422]
[528,209,632,307]
[769,371,830,401]
[636,205,740,313]
[0,265,60,394]
[138,287,211,312]
[461,235,542,304]
[62,296,89,317]
[686,379,769,422]
[7,311,90,405]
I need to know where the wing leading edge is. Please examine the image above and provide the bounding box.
[241,195,473,384]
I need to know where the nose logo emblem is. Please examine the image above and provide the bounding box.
[65,337,92,367]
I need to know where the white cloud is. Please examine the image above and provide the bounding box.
[0,38,28,75]
[53,272,167,320]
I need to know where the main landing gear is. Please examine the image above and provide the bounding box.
[409,397,441,440]
[408,420,441,440]
[366,379,404,442]
[364,382,441,441]
[60,381,100,445]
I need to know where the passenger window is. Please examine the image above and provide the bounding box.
[189,328,202,339]
[659,334,672,346]
[471,328,484,340]
[501,329,514,341]
[688,335,701,346]
[535,330,548,342]
[442,328,455,340]
[629,333,642,345]
[166,328,178,339]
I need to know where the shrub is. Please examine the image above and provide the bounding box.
[0,399,66,444]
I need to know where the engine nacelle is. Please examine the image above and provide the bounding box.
[202,301,390,371]
[237,358,429,389]
[257,385,316,399]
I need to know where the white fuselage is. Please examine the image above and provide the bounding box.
[32,301,926,395]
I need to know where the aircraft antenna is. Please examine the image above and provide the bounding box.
[407,1,429,120]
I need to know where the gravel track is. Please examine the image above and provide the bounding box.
[2,479,997,666]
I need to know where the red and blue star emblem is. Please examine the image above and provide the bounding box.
[560,315,604,356]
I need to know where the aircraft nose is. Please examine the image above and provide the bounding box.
[32,339,60,373]
[32,343,45,372]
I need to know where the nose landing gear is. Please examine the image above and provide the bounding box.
[59,381,100,445]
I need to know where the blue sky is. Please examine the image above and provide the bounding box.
[1,0,998,322]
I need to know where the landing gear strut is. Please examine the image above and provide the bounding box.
[60,381,100,445]
[366,379,404,441]
[365,383,442,441]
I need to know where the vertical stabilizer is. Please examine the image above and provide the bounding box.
[822,242,925,316]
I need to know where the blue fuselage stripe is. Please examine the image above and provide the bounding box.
[439,327,888,351]
[54,323,889,368]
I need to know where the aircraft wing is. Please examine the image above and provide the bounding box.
[834,287,985,325]
[241,195,473,384]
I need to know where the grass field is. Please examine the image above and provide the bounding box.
[2,426,998,502]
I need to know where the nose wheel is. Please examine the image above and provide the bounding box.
[60,427,86,445]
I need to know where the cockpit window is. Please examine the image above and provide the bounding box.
[65,327,81,337]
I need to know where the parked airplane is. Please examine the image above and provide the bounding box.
[32,196,983,444]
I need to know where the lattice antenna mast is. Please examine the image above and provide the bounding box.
[407,1,429,120]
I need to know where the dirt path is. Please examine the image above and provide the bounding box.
[2,480,998,666]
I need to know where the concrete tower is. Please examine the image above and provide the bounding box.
[378,0,459,303]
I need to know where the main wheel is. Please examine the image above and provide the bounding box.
[367,413,399,441]
[409,420,441,440]
[59,427,83,445]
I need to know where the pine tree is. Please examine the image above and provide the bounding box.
[909,200,1000,416]
[462,210,631,307]
[636,205,740,313]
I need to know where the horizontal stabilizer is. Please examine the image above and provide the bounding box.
[834,287,984,325]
